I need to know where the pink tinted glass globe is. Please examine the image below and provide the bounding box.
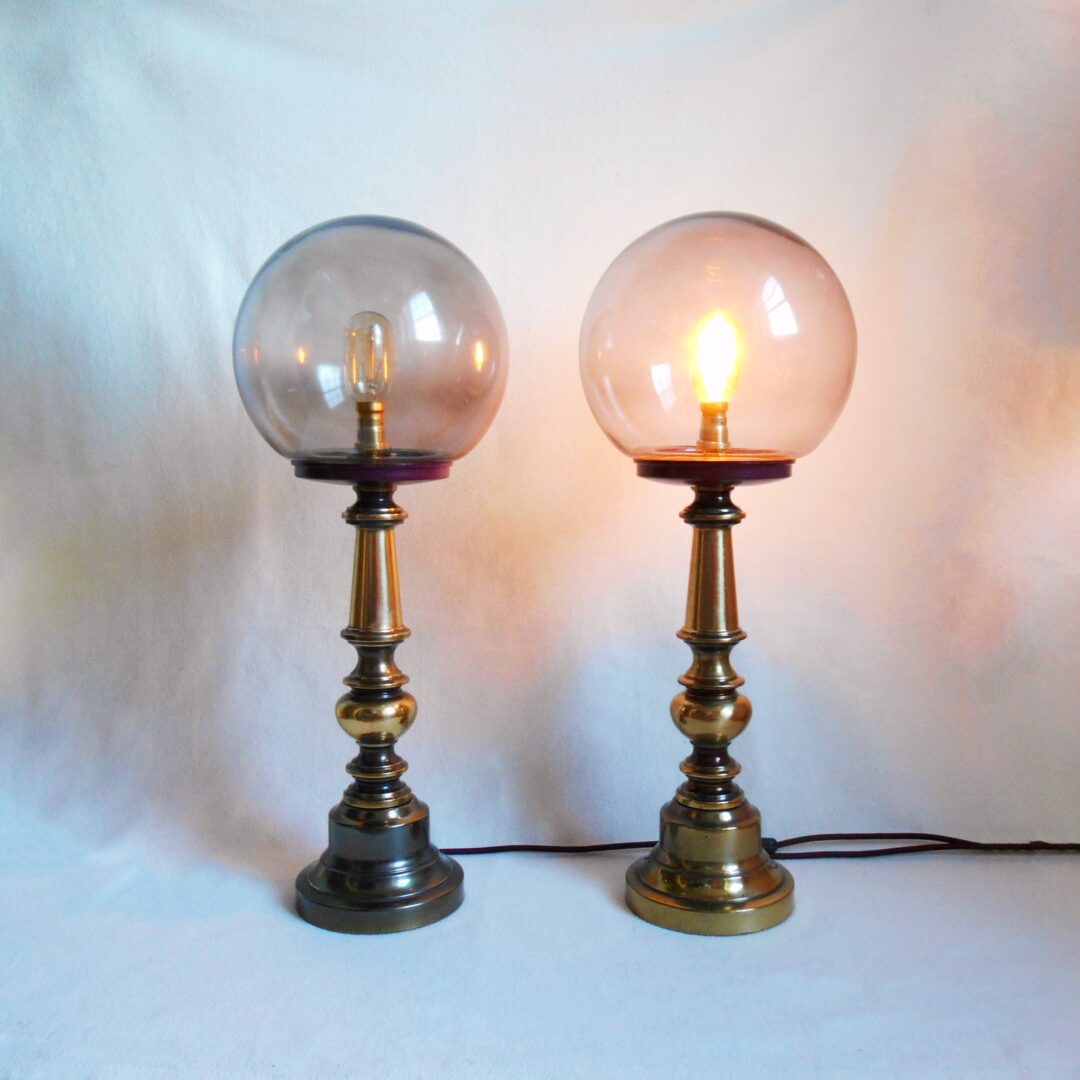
[579,213,856,459]
[234,217,508,462]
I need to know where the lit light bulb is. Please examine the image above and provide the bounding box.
[344,311,392,452]
[691,311,742,404]
[691,310,743,452]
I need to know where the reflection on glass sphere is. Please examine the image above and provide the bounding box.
[234,216,508,462]
[579,213,856,460]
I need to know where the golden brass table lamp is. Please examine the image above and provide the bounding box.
[234,216,507,933]
[580,213,856,934]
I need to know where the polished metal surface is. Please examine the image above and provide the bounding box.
[354,399,387,453]
[626,484,794,935]
[295,483,463,934]
[696,401,730,451]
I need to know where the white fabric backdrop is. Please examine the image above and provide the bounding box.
[2,2,1079,1074]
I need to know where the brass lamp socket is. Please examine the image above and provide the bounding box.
[696,401,730,452]
[355,400,387,453]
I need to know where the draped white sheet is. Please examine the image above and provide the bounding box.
[2,1,1078,1074]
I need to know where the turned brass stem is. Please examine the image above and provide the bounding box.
[672,486,750,807]
[295,482,464,933]
[337,484,415,809]
[624,483,793,935]
[696,401,730,452]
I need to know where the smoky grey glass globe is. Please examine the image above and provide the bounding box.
[580,213,856,460]
[234,217,508,462]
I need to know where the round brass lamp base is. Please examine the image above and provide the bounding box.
[625,858,793,936]
[295,856,463,935]
[624,791,795,936]
[295,794,464,935]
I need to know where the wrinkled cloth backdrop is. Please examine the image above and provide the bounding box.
[1,2,1078,1076]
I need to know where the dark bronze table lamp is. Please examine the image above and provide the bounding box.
[580,212,856,934]
[233,216,507,933]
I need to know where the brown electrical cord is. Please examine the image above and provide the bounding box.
[442,832,1080,859]
[444,841,653,855]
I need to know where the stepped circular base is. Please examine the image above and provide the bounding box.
[625,857,794,936]
[295,857,464,935]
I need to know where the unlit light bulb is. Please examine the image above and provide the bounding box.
[344,311,392,452]
[345,310,392,403]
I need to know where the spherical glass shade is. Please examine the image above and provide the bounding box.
[580,213,856,460]
[234,216,508,462]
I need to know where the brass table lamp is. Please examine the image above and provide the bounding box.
[580,213,856,934]
[234,216,507,933]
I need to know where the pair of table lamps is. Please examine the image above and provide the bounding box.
[233,214,856,936]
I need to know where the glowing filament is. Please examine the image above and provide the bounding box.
[691,310,742,405]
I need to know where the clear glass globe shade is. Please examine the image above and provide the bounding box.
[234,217,508,461]
[579,213,856,459]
